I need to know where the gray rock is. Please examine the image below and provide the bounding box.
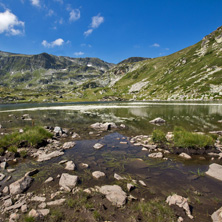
[0,161,7,169]
[21,204,28,213]
[179,153,192,159]
[149,117,166,124]
[166,194,193,219]
[98,185,127,207]
[47,198,66,206]
[65,161,75,171]
[9,176,33,195]
[80,163,89,168]
[3,186,9,194]
[92,171,106,179]
[38,202,47,209]
[114,173,125,180]
[148,152,163,158]
[28,209,42,218]
[72,132,80,139]
[211,206,222,222]
[31,196,46,202]
[37,150,64,162]
[54,126,63,135]
[93,143,104,149]
[44,177,53,183]
[90,122,117,131]
[206,163,222,181]
[5,200,26,211]
[59,173,78,192]
[62,141,76,149]
[38,209,50,216]
[139,180,146,187]
[0,173,5,181]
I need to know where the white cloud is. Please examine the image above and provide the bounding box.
[47,9,54,17]
[74,51,84,56]
[84,29,93,37]
[0,10,25,35]
[69,9,80,22]
[91,14,104,28]
[42,38,64,48]
[30,0,40,7]
[151,43,160,47]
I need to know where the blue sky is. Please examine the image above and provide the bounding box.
[0,0,221,63]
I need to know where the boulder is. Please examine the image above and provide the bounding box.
[179,153,192,159]
[9,176,33,195]
[166,194,193,219]
[62,141,76,149]
[148,152,163,158]
[92,171,106,179]
[65,161,75,171]
[98,185,127,207]
[206,163,222,181]
[93,143,104,150]
[212,206,222,222]
[59,173,78,192]
[90,122,117,131]
[149,117,166,124]
[37,150,64,162]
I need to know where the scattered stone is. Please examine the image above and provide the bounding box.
[148,152,163,158]
[19,129,24,133]
[206,163,222,181]
[149,117,166,124]
[120,124,126,128]
[92,171,106,179]
[25,169,39,177]
[21,204,28,213]
[179,153,192,159]
[37,150,64,162]
[44,177,53,183]
[0,173,5,181]
[98,185,127,207]
[93,143,104,149]
[166,194,193,219]
[139,180,146,187]
[5,200,26,211]
[38,209,50,216]
[114,173,125,180]
[91,122,117,131]
[65,161,75,171]
[143,144,157,150]
[128,194,137,201]
[62,141,76,149]
[54,126,63,136]
[47,198,66,206]
[31,196,46,202]
[6,176,12,181]
[9,176,33,195]
[211,206,222,222]
[80,163,89,168]
[28,209,41,218]
[59,173,78,192]
[38,202,47,209]
[177,217,184,222]
[127,183,135,192]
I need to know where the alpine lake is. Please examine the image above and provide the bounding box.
[0,101,222,222]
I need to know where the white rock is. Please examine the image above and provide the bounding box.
[47,198,66,206]
[7,169,16,173]
[91,122,117,131]
[28,209,41,218]
[166,194,193,219]
[9,213,20,222]
[127,183,135,192]
[211,206,222,222]
[65,161,75,171]
[80,163,89,168]
[0,173,5,181]
[4,198,13,207]
[21,204,28,213]
[206,163,222,181]
[62,141,76,149]
[149,117,166,124]
[92,171,106,179]
[177,217,184,222]
[72,132,80,139]
[38,209,50,216]
[31,196,46,202]
[148,152,163,158]
[139,180,146,187]
[0,161,7,169]
[37,150,64,162]
[44,177,53,183]
[98,185,127,207]
[38,202,47,209]
[59,160,68,164]
[114,173,125,180]
[142,147,148,151]
[166,132,174,141]
[93,143,104,149]
[179,153,192,159]
[3,186,9,194]
[59,173,78,192]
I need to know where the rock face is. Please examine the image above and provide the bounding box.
[37,150,64,162]
[212,206,222,222]
[166,194,193,219]
[62,141,76,149]
[206,163,222,181]
[59,173,78,192]
[92,171,106,179]
[98,185,127,207]
[90,122,117,131]
[9,176,33,195]
[149,117,166,124]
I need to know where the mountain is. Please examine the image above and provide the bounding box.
[0,26,222,103]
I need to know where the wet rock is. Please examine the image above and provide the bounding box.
[44,177,53,183]
[93,143,104,149]
[62,141,76,149]
[179,153,192,159]
[92,171,106,179]
[59,173,78,192]
[149,117,166,124]
[9,176,33,195]
[0,173,5,181]
[47,198,66,206]
[37,150,64,162]
[206,163,222,181]
[166,194,193,219]
[65,161,75,171]
[98,185,127,207]
[127,183,135,192]
[91,122,117,131]
[114,173,125,180]
[148,152,163,158]
[211,206,222,222]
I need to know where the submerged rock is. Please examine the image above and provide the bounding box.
[166,194,193,219]
[212,206,222,222]
[206,163,222,181]
[98,185,127,207]
[59,173,78,192]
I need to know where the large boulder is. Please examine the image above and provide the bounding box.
[212,206,222,222]
[9,176,33,195]
[59,173,78,192]
[206,163,222,181]
[98,185,127,207]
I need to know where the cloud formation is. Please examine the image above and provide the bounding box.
[84,29,93,37]
[42,38,64,48]
[30,0,40,7]
[69,9,80,22]
[74,51,84,56]
[0,10,25,35]
[151,43,160,47]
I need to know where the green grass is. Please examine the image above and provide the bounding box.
[93,210,102,221]
[152,129,167,143]
[0,126,53,149]
[133,198,176,222]
[190,168,205,177]
[173,127,214,149]
[24,216,36,222]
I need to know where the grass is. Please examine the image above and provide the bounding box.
[66,191,89,210]
[24,216,36,222]
[173,126,214,149]
[49,209,64,222]
[93,210,102,221]
[152,129,167,143]
[133,198,176,222]
[190,168,205,177]
[0,126,53,150]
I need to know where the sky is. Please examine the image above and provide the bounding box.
[0,0,222,64]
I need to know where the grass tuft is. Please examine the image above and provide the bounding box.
[152,129,167,143]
